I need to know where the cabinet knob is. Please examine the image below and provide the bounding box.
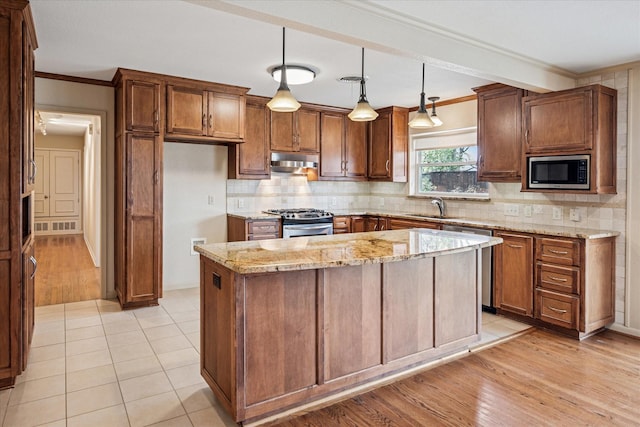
[154,110,159,126]
[209,114,213,129]
[202,113,207,128]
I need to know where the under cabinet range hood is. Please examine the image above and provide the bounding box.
[270,152,319,178]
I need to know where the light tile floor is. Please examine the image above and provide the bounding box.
[0,290,531,427]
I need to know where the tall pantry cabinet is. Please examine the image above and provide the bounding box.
[0,0,37,388]
[113,69,164,308]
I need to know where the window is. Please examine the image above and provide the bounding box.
[410,127,488,197]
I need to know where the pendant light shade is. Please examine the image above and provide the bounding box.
[348,48,378,122]
[267,28,301,112]
[428,96,443,127]
[408,63,435,129]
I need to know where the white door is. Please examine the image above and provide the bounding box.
[34,149,50,216]
[50,150,80,217]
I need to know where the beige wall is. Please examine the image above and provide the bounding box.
[35,133,84,150]
[35,77,115,298]
[163,142,228,290]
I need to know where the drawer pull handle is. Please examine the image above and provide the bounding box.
[549,276,568,282]
[508,244,523,249]
[548,249,569,255]
[547,306,567,314]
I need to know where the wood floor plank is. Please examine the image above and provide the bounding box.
[267,329,640,426]
[34,234,101,306]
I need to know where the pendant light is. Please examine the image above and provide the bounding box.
[428,96,443,127]
[348,48,378,122]
[267,27,301,112]
[408,63,435,129]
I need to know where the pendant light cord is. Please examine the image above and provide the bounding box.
[359,47,367,101]
[421,63,425,93]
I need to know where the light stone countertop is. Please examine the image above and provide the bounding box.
[226,210,619,239]
[196,228,502,274]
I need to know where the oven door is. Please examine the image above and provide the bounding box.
[283,223,333,239]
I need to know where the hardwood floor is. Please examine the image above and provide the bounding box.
[34,234,101,306]
[269,329,640,426]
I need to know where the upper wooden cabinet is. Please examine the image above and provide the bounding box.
[474,84,527,182]
[522,84,617,194]
[126,79,161,133]
[319,112,368,180]
[166,84,246,143]
[368,106,409,182]
[270,107,320,153]
[228,96,270,180]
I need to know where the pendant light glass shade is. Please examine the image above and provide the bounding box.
[408,63,435,129]
[348,48,378,122]
[428,96,443,127]
[267,28,301,112]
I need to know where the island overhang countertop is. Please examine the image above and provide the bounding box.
[195,228,503,274]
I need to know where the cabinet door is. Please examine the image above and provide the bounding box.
[475,85,523,182]
[494,232,534,316]
[345,119,367,178]
[296,109,320,153]
[319,112,345,178]
[126,80,160,133]
[351,216,365,233]
[365,217,379,231]
[125,134,161,304]
[229,100,270,179]
[166,85,207,136]
[270,111,295,152]
[524,88,593,153]
[368,111,391,179]
[207,92,244,140]
[22,27,35,193]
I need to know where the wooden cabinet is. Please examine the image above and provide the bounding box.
[114,69,164,308]
[522,84,617,194]
[114,133,162,308]
[0,0,37,388]
[494,232,534,317]
[165,82,247,144]
[388,217,441,230]
[227,215,281,242]
[228,96,270,179]
[332,216,351,234]
[474,84,527,182]
[368,106,409,182]
[319,112,367,180]
[493,230,616,338]
[365,216,388,231]
[351,216,365,233]
[270,107,320,153]
[125,79,161,133]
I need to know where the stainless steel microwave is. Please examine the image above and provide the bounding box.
[528,154,590,190]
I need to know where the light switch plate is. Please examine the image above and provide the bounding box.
[504,204,519,217]
[523,205,532,217]
[569,208,580,222]
[552,207,563,220]
[190,237,206,255]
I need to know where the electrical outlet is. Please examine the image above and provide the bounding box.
[237,199,245,209]
[504,204,519,217]
[190,237,206,256]
[569,208,580,222]
[523,205,532,217]
[207,195,215,206]
[533,205,543,215]
[552,207,563,220]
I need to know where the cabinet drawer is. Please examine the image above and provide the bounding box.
[248,221,279,235]
[536,238,580,266]
[536,263,580,294]
[535,289,579,330]
[248,234,278,241]
[333,216,350,230]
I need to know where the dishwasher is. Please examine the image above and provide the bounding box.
[442,225,495,313]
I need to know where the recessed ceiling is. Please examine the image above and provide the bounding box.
[30,0,640,110]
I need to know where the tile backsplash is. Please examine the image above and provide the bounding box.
[227,71,629,326]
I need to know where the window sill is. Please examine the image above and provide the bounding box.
[407,193,491,202]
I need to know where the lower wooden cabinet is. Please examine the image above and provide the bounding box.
[365,216,388,231]
[494,232,534,317]
[115,133,162,308]
[332,216,351,234]
[227,215,281,241]
[388,218,441,230]
[351,216,365,233]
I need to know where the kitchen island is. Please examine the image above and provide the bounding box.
[196,229,502,424]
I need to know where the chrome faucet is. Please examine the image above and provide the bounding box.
[431,197,445,218]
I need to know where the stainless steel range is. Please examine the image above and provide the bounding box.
[265,208,334,238]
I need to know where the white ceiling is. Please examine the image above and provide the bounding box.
[30,0,640,111]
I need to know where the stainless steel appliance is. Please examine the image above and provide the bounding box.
[527,154,590,190]
[442,225,494,313]
[265,208,333,238]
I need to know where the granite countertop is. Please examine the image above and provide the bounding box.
[226,210,619,240]
[196,229,502,274]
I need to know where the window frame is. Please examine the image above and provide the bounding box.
[409,127,489,200]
